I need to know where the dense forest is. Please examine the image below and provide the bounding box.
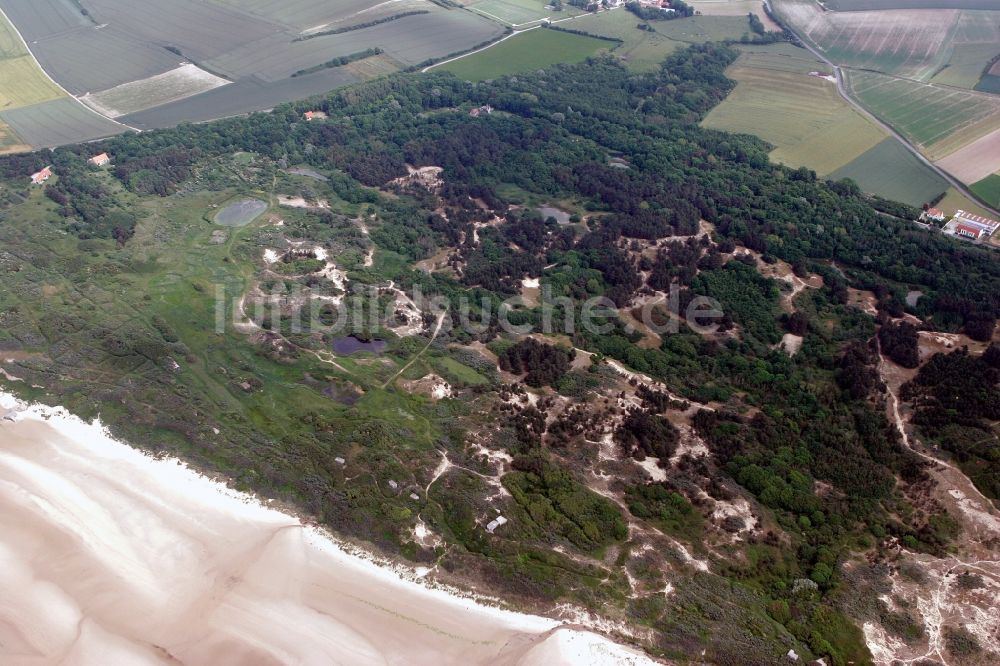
[1,40,998,666]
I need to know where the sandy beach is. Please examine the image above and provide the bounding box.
[0,392,655,666]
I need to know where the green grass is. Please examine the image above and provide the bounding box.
[432,356,490,386]
[970,173,1000,206]
[829,137,949,207]
[437,27,614,81]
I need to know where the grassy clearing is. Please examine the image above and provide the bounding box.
[970,173,1000,206]
[828,137,948,207]
[437,27,614,81]
[701,45,886,176]
[570,9,681,72]
[0,13,64,111]
[846,70,1000,158]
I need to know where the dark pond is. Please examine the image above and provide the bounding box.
[333,336,387,355]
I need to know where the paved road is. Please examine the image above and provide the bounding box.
[764,0,1000,218]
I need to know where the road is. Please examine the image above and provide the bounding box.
[764,0,1000,218]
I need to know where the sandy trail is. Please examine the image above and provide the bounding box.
[0,393,655,666]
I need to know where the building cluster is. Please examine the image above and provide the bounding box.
[950,210,999,241]
[29,153,111,186]
[919,207,999,243]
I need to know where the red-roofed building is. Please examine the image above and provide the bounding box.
[30,166,52,185]
[955,224,982,240]
[303,110,327,121]
[953,210,999,237]
[923,207,946,222]
[88,152,110,167]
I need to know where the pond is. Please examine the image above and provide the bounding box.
[214,198,267,227]
[536,205,571,225]
[333,336,387,355]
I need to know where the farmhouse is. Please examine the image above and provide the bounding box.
[952,210,1000,237]
[469,105,493,118]
[88,153,111,167]
[303,111,327,121]
[922,207,946,223]
[30,166,53,185]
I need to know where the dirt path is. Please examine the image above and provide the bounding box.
[868,339,1000,664]
[383,310,447,389]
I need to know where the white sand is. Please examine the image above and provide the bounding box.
[0,392,657,665]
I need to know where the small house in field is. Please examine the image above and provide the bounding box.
[88,152,110,167]
[923,207,946,223]
[30,166,52,185]
[303,110,327,121]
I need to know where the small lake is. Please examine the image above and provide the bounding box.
[536,205,571,225]
[333,336,387,355]
[214,198,267,227]
[286,167,329,182]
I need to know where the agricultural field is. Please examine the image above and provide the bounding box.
[828,137,950,207]
[569,8,683,71]
[772,0,1000,82]
[931,43,1000,90]
[970,173,1000,206]
[701,44,886,176]
[825,0,1000,9]
[0,7,63,109]
[0,0,506,146]
[0,119,28,154]
[437,27,614,81]
[935,127,1000,185]
[462,0,579,26]
[937,186,998,218]
[689,0,781,30]
[0,97,125,148]
[846,70,1000,158]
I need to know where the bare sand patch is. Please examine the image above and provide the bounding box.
[0,393,656,666]
[935,126,1000,185]
[80,64,230,118]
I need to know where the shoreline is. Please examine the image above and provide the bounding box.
[0,390,657,665]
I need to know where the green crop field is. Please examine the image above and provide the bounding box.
[436,27,614,81]
[0,12,65,111]
[846,70,1000,157]
[971,173,1000,206]
[829,137,949,207]
[701,45,886,176]
[931,43,1000,90]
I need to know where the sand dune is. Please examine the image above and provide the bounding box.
[0,393,655,666]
